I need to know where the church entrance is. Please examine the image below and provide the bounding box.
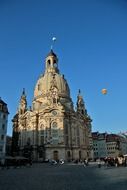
[53,151,59,161]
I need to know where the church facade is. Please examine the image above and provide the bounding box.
[12,50,92,161]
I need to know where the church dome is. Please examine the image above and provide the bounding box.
[34,72,70,98]
[34,50,70,99]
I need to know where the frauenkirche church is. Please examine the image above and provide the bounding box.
[12,49,92,161]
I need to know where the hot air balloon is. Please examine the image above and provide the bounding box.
[101,88,107,95]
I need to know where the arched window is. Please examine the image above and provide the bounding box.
[82,110,84,115]
[47,59,51,66]
[52,122,57,129]
[53,59,56,64]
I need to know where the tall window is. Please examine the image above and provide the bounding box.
[27,137,31,145]
[51,122,58,144]
[52,122,58,137]
[2,124,5,130]
[65,125,68,135]
[40,124,44,145]
[0,146,3,152]
[40,136,44,145]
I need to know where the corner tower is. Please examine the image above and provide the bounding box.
[76,89,86,115]
[18,88,27,115]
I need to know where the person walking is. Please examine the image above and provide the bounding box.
[83,158,88,167]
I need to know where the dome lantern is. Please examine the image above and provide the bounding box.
[45,50,59,74]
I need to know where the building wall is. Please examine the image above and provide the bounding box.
[106,142,119,157]
[0,100,9,159]
[98,140,107,158]
[92,132,127,159]
[93,140,99,159]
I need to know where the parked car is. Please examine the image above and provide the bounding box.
[59,159,64,164]
[50,160,57,165]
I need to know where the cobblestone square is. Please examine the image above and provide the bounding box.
[0,163,127,190]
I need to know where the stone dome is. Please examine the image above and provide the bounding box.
[34,72,70,98]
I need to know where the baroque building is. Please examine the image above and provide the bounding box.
[0,98,9,159]
[12,50,92,161]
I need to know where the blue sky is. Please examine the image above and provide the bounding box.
[0,0,127,136]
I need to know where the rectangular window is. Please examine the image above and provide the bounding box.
[0,145,3,152]
[3,114,6,119]
[0,104,2,110]
[52,129,58,138]
[65,125,68,135]
[77,137,80,146]
[1,135,4,140]
[2,124,5,130]
[65,136,68,145]
[40,136,44,145]
[40,130,44,136]
[52,139,58,144]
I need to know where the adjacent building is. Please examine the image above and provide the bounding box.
[12,49,92,161]
[92,132,127,159]
[0,98,9,159]
[106,134,121,158]
[92,132,107,159]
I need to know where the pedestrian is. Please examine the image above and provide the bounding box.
[83,158,88,167]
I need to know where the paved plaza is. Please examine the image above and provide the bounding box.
[0,163,127,190]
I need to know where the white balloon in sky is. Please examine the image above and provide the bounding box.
[52,37,56,41]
